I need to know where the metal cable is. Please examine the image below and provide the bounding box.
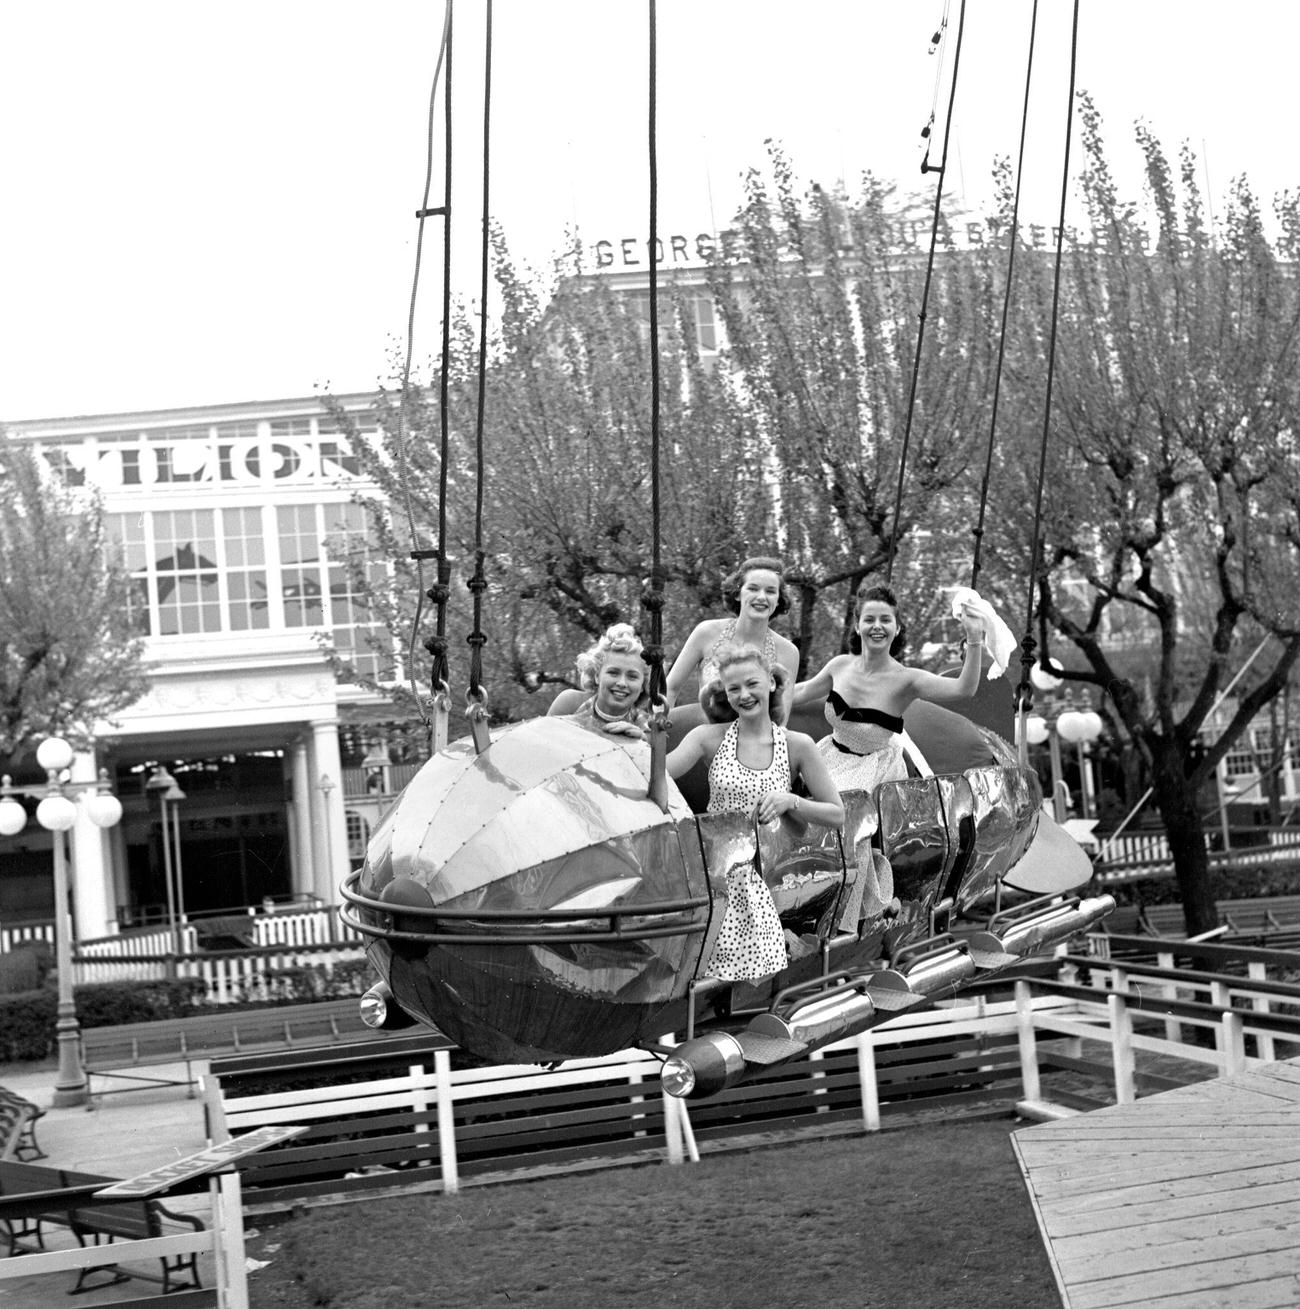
[396,1,452,716]
[465,0,493,704]
[1015,0,1082,723]
[970,0,1039,591]
[886,0,968,584]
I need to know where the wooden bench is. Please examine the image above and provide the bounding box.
[81,996,372,1098]
[0,1088,44,1162]
[1096,896,1300,948]
[1138,903,1189,936]
[0,1159,204,1294]
[1219,894,1300,938]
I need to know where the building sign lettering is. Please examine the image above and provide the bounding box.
[590,218,1153,270]
[34,432,364,491]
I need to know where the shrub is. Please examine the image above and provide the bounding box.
[0,990,57,1061]
[229,959,374,1007]
[73,978,208,1028]
[1103,864,1300,907]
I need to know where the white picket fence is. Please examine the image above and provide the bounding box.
[0,907,368,1004]
[1098,825,1300,877]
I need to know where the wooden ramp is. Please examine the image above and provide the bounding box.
[1012,1058,1300,1308]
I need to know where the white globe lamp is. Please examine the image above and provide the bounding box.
[36,794,78,831]
[85,791,124,829]
[36,736,75,774]
[0,796,27,836]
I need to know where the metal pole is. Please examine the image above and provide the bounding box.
[1049,730,1067,822]
[51,829,88,1107]
[1076,741,1091,819]
[159,796,179,957]
[171,798,187,937]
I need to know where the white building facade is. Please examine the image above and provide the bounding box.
[2,394,396,940]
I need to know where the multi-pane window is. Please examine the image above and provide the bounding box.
[103,501,389,675]
[222,507,269,630]
[277,506,325,627]
[153,509,221,635]
[323,504,390,680]
[278,503,392,679]
[108,514,152,634]
[626,290,718,352]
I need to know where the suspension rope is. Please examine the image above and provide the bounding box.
[886,0,967,585]
[1016,0,1082,762]
[418,0,457,740]
[464,0,494,751]
[643,0,669,810]
[395,2,452,726]
[970,0,1040,591]
[919,1,952,173]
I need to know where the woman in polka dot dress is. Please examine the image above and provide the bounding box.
[667,642,844,981]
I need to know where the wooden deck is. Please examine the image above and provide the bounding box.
[1012,1058,1300,1308]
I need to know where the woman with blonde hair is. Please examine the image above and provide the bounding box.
[668,641,843,980]
[546,622,649,738]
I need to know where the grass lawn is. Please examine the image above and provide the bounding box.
[246,1116,1060,1309]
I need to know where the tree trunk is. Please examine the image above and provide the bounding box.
[794,582,817,679]
[1149,741,1219,936]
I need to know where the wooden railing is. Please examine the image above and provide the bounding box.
[202,943,1300,1203]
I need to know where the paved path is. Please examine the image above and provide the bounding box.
[0,1059,214,1306]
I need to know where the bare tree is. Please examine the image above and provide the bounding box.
[988,98,1300,933]
[709,145,998,667]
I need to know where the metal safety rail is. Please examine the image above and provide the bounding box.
[339,867,709,947]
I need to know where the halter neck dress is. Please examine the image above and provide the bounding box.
[818,687,903,925]
[704,721,790,980]
[699,620,780,691]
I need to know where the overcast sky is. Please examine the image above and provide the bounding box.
[2,1,1295,422]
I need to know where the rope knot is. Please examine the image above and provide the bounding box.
[425,583,451,605]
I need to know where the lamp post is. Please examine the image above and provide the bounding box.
[1019,686,1104,823]
[144,767,186,957]
[0,736,122,1108]
[1056,709,1105,819]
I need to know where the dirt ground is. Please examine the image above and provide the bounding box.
[244,1116,1060,1309]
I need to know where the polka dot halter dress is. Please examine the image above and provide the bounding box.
[705,721,790,980]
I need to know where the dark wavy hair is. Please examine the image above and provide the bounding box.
[848,583,907,657]
[698,641,788,724]
[721,556,792,617]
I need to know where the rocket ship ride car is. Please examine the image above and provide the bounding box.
[340,700,1113,1099]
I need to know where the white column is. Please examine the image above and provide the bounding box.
[288,737,313,901]
[310,719,349,905]
[69,750,113,940]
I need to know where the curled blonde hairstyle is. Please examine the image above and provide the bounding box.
[575,623,647,701]
[699,641,788,724]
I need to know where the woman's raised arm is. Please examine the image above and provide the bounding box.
[790,658,837,709]
[663,622,714,709]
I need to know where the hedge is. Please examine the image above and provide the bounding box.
[0,961,371,1064]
